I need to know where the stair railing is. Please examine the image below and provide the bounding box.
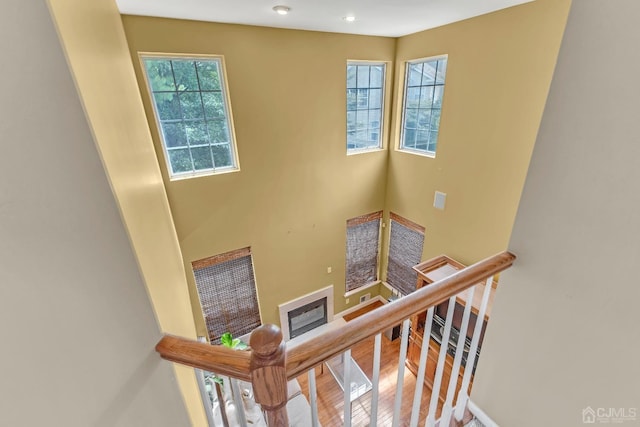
[156,251,515,426]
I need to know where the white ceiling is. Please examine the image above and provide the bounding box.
[116,0,534,38]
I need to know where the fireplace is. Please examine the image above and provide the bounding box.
[278,286,334,340]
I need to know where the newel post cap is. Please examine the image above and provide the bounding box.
[250,324,283,358]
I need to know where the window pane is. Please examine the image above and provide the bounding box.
[207,120,229,143]
[347,131,357,149]
[179,92,203,120]
[420,86,434,109]
[212,144,232,168]
[356,110,368,129]
[196,61,221,91]
[168,148,192,173]
[370,66,384,88]
[400,57,447,155]
[430,110,441,133]
[144,59,176,92]
[356,89,369,109]
[406,87,421,108]
[408,63,423,86]
[416,130,430,151]
[144,56,238,177]
[154,93,181,120]
[403,128,417,148]
[191,146,214,170]
[436,59,447,84]
[428,135,438,153]
[347,111,357,132]
[202,92,225,119]
[356,129,368,146]
[346,62,386,152]
[369,88,382,109]
[186,121,209,146]
[368,131,379,146]
[161,122,187,148]
[346,65,357,89]
[357,66,370,88]
[404,108,418,129]
[172,60,199,91]
[368,108,381,130]
[346,89,357,111]
[417,109,432,129]
[422,60,437,85]
[433,85,445,108]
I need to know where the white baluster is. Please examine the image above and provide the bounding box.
[370,333,382,426]
[195,368,216,427]
[343,348,352,427]
[230,378,248,426]
[308,368,319,427]
[425,295,456,427]
[196,337,217,427]
[409,307,435,427]
[440,286,476,425]
[454,276,494,422]
[392,318,411,427]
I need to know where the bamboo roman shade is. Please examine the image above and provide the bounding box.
[192,247,261,344]
[345,211,382,292]
[386,213,425,295]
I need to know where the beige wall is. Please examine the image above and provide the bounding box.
[383,0,571,270]
[473,0,640,424]
[0,0,193,425]
[122,16,396,330]
[46,0,206,425]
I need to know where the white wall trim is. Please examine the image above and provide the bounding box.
[343,280,380,298]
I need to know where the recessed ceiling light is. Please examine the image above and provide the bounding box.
[272,5,291,15]
[343,16,356,23]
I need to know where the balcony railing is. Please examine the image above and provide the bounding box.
[156,251,516,426]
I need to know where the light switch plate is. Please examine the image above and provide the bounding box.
[434,191,447,210]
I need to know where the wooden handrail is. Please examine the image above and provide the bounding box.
[284,251,515,379]
[156,335,252,381]
[154,250,516,427]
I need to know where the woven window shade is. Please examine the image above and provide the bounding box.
[346,211,382,292]
[192,248,261,344]
[386,213,425,295]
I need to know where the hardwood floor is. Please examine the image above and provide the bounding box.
[296,303,441,426]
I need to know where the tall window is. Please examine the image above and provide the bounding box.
[400,56,448,156]
[345,211,382,292]
[141,55,238,179]
[346,62,386,152]
[386,213,425,295]
[192,247,261,344]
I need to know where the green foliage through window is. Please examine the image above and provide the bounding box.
[142,56,237,178]
[400,57,447,155]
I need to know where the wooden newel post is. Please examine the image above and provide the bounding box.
[250,324,289,427]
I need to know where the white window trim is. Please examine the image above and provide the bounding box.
[398,54,448,158]
[346,60,388,155]
[343,280,381,298]
[139,52,241,181]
